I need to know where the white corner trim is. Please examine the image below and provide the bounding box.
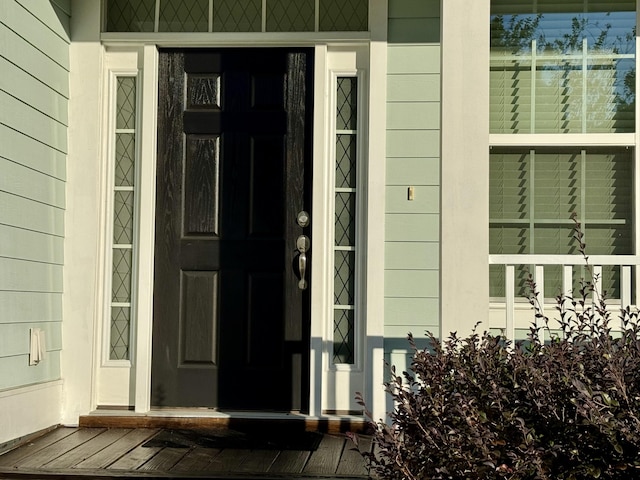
[365,24,387,423]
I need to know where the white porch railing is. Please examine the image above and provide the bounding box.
[489,255,640,341]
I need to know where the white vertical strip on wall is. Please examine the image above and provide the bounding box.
[154,0,160,32]
[535,265,545,343]
[208,0,213,32]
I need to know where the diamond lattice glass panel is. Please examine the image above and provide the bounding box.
[319,0,368,31]
[159,0,209,32]
[113,191,134,244]
[106,0,156,33]
[337,78,357,130]
[336,135,357,189]
[115,134,135,187]
[266,0,314,32]
[117,77,136,130]
[333,309,354,364]
[213,0,261,32]
[110,307,130,360]
[112,248,132,302]
[334,250,355,305]
[335,192,356,246]
[187,75,221,109]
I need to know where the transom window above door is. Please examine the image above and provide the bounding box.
[104,0,369,33]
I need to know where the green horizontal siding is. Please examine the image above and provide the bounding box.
[15,0,71,41]
[388,0,439,17]
[385,270,439,298]
[385,214,439,242]
[0,23,69,98]
[0,57,68,125]
[385,297,440,327]
[386,186,439,214]
[0,124,66,179]
[387,102,440,130]
[0,352,61,391]
[0,323,62,357]
[388,45,440,74]
[385,0,441,351]
[387,75,440,102]
[0,192,64,235]
[0,225,64,264]
[0,258,63,293]
[0,91,68,152]
[385,242,439,270]
[387,130,440,157]
[388,18,440,43]
[0,292,63,323]
[0,157,65,208]
[386,158,439,186]
[0,1,70,67]
[0,0,68,392]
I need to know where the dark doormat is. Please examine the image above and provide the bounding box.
[142,428,323,451]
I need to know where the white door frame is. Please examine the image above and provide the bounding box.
[94,2,387,420]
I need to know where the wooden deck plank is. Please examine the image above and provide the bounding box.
[205,448,251,472]
[137,447,187,471]
[302,434,345,475]
[107,445,162,470]
[0,427,372,478]
[74,428,160,469]
[234,449,280,473]
[0,427,76,467]
[268,450,311,474]
[12,428,106,469]
[336,436,371,476]
[170,447,221,472]
[45,429,130,468]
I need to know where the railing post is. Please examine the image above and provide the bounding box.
[535,265,545,343]
[505,265,515,341]
[621,265,632,309]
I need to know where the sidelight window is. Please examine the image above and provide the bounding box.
[333,76,360,365]
[108,75,139,361]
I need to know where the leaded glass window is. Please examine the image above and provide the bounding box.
[110,76,138,361]
[333,77,358,365]
[104,0,368,33]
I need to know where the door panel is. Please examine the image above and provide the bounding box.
[152,49,312,411]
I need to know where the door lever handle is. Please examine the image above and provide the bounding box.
[296,235,310,290]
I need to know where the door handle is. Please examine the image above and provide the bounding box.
[296,235,310,290]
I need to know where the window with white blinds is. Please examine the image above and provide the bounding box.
[490,1,635,134]
[489,147,633,297]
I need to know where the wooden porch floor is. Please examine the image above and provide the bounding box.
[0,427,373,479]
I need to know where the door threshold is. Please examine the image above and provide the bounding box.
[79,410,368,434]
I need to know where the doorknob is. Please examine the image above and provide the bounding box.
[296,235,310,290]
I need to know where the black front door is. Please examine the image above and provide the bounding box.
[151,49,313,411]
